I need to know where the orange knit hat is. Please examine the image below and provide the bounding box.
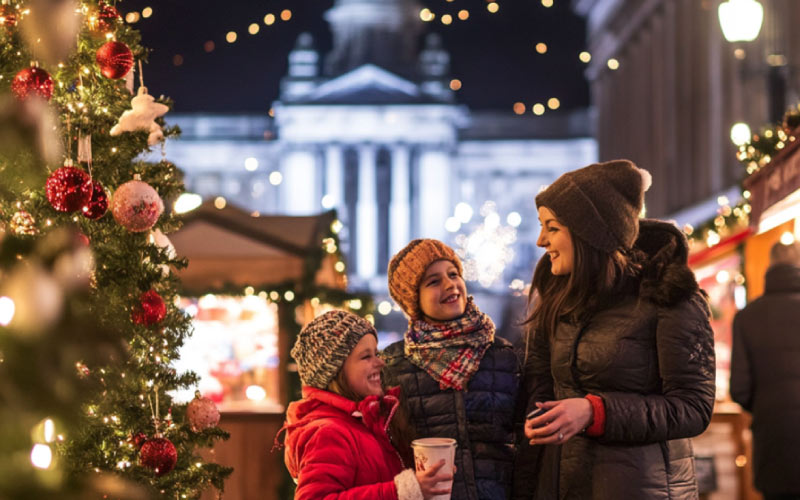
[387,239,463,319]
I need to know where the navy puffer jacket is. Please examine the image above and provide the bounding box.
[383,337,521,500]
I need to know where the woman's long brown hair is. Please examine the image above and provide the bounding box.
[326,365,416,467]
[525,226,634,339]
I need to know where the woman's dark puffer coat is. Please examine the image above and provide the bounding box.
[383,337,521,500]
[519,220,716,500]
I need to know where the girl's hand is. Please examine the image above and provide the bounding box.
[415,459,454,499]
[524,398,592,445]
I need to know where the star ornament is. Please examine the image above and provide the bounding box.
[110,86,169,145]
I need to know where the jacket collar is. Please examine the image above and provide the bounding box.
[634,219,700,307]
[765,264,800,294]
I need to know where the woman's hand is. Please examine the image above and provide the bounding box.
[524,398,593,445]
[415,459,454,499]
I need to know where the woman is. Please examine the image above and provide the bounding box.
[519,159,715,499]
[276,310,452,500]
[383,239,521,500]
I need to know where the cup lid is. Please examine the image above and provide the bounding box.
[411,438,457,448]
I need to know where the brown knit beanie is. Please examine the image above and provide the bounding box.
[290,310,377,389]
[536,159,652,253]
[388,239,463,319]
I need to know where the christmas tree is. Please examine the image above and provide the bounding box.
[0,1,232,498]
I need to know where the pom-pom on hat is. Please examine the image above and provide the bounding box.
[536,159,652,253]
[388,239,463,319]
[290,310,377,390]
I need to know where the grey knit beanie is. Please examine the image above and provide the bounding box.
[290,310,377,389]
[536,159,652,252]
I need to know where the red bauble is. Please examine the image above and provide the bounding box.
[82,180,109,219]
[132,289,166,326]
[11,67,54,101]
[186,395,220,432]
[96,41,133,79]
[46,166,93,212]
[111,179,164,232]
[139,437,177,476]
[0,5,17,27]
[93,2,120,32]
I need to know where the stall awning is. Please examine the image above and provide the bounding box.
[170,201,338,293]
[743,133,800,230]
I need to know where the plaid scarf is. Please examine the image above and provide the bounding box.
[404,297,495,391]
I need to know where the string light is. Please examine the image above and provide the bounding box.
[458,9,469,20]
[226,31,237,43]
[280,9,291,21]
[264,13,275,25]
[532,103,545,115]
[487,3,500,14]
[513,102,526,115]
[535,43,547,54]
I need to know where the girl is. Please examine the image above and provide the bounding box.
[520,159,716,499]
[384,239,521,500]
[277,309,452,500]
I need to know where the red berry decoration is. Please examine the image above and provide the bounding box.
[11,66,54,101]
[186,395,221,432]
[93,2,120,33]
[0,5,17,28]
[139,437,177,476]
[132,289,166,326]
[82,180,109,219]
[128,432,147,449]
[96,41,133,79]
[111,179,164,232]
[46,166,93,212]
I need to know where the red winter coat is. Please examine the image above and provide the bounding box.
[278,386,411,500]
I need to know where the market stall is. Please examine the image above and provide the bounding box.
[169,200,362,500]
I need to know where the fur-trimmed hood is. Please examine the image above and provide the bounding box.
[633,219,700,307]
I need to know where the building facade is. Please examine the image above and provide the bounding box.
[573,0,800,221]
[157,0,597,328]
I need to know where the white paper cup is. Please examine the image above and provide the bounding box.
[411,437,457,500]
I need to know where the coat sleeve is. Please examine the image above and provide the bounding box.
[294,425,399,500]
[511,327,551,500]
[597,292,716,444]
[729,312,753,411]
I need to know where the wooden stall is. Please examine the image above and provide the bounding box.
[169,201,344,500]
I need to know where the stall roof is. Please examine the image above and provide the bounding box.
[170,201,338,293]
[744,130,800,230]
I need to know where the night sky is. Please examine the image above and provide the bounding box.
[121,0,590,114]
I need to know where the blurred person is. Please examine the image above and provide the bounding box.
[383,239,521,500]
[731,240,800,500]
[517,159,716,499]
[275,310,452,500]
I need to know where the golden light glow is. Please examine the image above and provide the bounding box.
[334,261,346,272]
[441,14,452,25]
[142,7,152,18]
[547,97,560,110]
[125,12,139,23]
[487,2,500,13]
[420,8,434,22]
[536,43,547,54]
[450,79,462,91]
[607,58,620,70]
[513,102,526,115]
[264,13,275,25]
[214,197,227,209]
[226,31,237,43]
[579,51,591,63]
[280,9,292,21]
[532,103,545,115]
[542,0,554,6]
[458,9,469,20]
[248,23,260,35]
[204,40,215,52]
